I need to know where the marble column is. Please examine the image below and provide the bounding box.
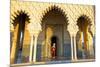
[29,35,34,62]
[73,24,78,60]
[27,21,42,62]
[70,35,74,60]
[73,35,77,60]
[33,34,38,62]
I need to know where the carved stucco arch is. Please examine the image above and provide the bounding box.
[40,5,68,24]
[38,5,72,58]
[76,14,95,37]
[39,5,71,36]
[10,9,31,32]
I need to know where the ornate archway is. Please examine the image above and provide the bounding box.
[37,5,71,61]
[10,11,30,64]
[76,15,95,59]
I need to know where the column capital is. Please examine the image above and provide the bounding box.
[27,22,42,37]
[67,23,79,37]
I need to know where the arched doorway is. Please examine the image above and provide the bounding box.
[37,6,71,61]
[12,11,30,63]
[76,15,94,59]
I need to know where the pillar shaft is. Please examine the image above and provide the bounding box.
[33,35,38,62]
[73,36,77,60]
[70,36,74,60]
[29,36,34,62]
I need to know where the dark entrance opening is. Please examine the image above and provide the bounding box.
[51,36,58,57]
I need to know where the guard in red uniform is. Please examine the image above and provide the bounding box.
[51,43,56,59]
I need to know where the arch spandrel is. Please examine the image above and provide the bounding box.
[74,6,94,24]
